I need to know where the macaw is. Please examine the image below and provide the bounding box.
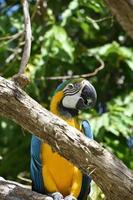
[30,78,97,200]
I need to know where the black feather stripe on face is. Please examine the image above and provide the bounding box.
[54,78,84,94]
[63,83,82,96]
[64,89,81,96]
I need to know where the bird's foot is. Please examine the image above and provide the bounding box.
[45,197,54,200]
[64,195,77,200]
[51,192,64,200]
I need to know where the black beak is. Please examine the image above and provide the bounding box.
[76,83,97,110]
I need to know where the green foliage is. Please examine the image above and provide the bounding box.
[42,25,74,63]
[0,0,133,198]
[0,118,31,181]
[81,91,133,169]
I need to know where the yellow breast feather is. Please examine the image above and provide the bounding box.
[41,91,82,197]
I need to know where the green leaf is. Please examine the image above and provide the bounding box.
[41,25,74,63]
[125,59,133,71]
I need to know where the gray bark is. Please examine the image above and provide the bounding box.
[104,0,133,39]
[0,177,51,200]
[0,76,133,200]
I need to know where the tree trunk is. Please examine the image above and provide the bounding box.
[0,76,133,200]
[104,0,133,39]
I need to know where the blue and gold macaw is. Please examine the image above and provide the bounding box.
[30,78,97,200]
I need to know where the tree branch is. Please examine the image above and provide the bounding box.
[45,56,104,80]
[19,0,32,74]
[0,177,50,200]
[0,76,133,200]
[104,0,133,39]
[12,0,31,88]
[0,32,22,41]
[31,0,47,21]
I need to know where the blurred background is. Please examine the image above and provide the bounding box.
[0,0,133,199]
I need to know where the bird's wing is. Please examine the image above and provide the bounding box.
[30,135,45,193]
[78,120,93,200]
[81,120,93,139]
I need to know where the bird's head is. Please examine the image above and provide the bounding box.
[50,78,97,117]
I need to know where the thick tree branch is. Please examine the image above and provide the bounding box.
[0,177,51,200]
[0,76,133,200]
[104,0,133,39]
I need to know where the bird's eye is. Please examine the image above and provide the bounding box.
[68,83,74,89]
[75,83,80,88]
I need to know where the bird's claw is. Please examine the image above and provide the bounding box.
[51,192,64,200]
[64,195,77,200]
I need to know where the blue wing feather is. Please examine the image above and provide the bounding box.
[78,120,93,200]
[30,135,45,193]
[81,120,93,139]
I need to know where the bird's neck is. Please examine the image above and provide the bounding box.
[50,91,79,128]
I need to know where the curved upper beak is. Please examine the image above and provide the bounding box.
[76,80,97,110]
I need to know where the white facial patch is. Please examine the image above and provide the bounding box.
[87,99,92,104]
[62,90,82,109]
